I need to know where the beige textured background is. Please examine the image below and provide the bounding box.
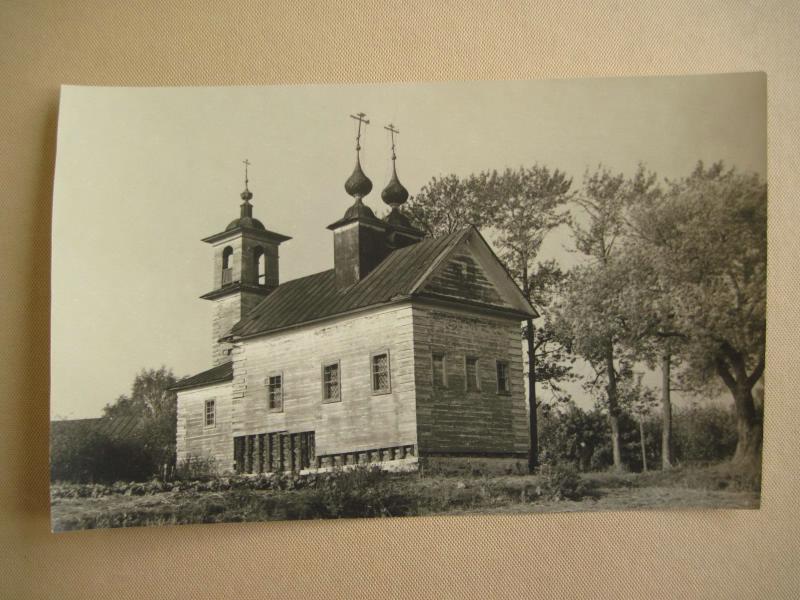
[1,2,798,598]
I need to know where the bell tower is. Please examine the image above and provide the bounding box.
[200,160,291,365]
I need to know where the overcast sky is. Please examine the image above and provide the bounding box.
[51,73,766,419]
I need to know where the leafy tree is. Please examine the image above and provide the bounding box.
[405,174,484,237]
[555,166,655,470]
[103,366,179,473]
[625,162,766,463]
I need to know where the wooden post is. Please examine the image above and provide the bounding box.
[639,416,648,473]
[661,353,673,469]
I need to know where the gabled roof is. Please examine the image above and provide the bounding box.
[228,226,536,340]
[170,361,234,391]
[50,415,144,441]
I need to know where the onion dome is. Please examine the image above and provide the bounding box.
[226,176,265,231]
[344,155,373,200]
[226,215,265,231]
[381,164,409,208]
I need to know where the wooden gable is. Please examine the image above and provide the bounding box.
[414,227,536,318]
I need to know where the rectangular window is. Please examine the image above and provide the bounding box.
[323,362,340,402]
[496,360,510,394]
[372,352,391,394]
[204,399,216,427]
[465,357,479,391]
[432,353,446,388]
[267,374,283,412]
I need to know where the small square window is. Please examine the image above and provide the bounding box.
[466,357,479,391]
[267,374,283,412]
[496,361,511,394]
[372,352,391,394]
[323,362,340,402]
[432,353,446,388]
[204,399,216,427]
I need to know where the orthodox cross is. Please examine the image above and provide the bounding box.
[350,112,369,152]
[242,158,251,189]
[384,123,399,162]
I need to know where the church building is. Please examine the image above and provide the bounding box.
[172,115,536,475]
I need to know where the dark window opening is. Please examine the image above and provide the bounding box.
[496,361,510,394]
[432,353,446,388]
[466,357,479,391]
[323,362,340,402]
[372,352,390,393]
[222,246,234,285]
[268,374,283,412]
[254,247,266,285]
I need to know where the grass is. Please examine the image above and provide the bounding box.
[50,462,760,532]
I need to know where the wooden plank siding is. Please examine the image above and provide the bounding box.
[176,380,235,471]
[411,305,529,457]
[423,251,512,308]
[230,303,418,461]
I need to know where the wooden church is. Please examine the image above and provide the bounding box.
[172,116,535,475]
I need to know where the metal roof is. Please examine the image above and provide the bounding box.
[50,415,145,441]
[228,227,473,339]
[170,361,234,391]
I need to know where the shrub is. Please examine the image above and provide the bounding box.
[173,456,218,481]
[50,426,156,483]
[540,464,593,500]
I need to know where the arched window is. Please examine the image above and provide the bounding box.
[221,246,234,285]
[253,247,267,285]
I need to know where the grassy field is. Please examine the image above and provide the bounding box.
[50,463,760,531]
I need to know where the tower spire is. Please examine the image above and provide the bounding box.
[344,112,373,200]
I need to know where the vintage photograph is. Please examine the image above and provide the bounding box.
[50,74,766,531]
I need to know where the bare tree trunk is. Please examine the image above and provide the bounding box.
[605,341,623,471]
[661,353,673,469]
[639,416,648,472]
[527,319,538,473]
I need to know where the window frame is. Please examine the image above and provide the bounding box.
[465,356,480,392]
[431,352,447,389]
[496,359,511,394]
[370,349,392,395]
[204,399,216,428]
[266,371,284,413]
[321,360,342,403]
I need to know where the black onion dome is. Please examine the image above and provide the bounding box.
[381,166,409,208]
[226,216,265,231]
[344,155,373,199]
[240,188,253,201]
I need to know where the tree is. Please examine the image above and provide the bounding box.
[103,367,179,473]
[625,162,766,463]
[556,166,652,471]
[618,370,658,472]
[405,174,484,237]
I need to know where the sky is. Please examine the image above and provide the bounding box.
[50,73,767,419]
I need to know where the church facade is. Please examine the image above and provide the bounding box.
[173,121,535,475]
